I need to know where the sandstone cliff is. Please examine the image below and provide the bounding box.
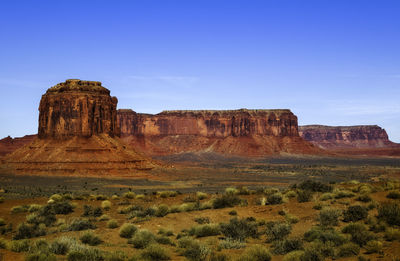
[2,80,155,175]
[299,125,397,149]
[118,109,320,156]
[0,135,37,157]
[38,79,119,139]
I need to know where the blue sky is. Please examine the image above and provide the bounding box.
[0,0,399,142]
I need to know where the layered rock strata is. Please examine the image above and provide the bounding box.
[118,109,320,156]
[299,125,396,149]
[2,80,155,175]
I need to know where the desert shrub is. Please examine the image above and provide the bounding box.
[301,246,324,261]
[285,190,297,198]
[98,214,110,221]
[80,231,102,246]
[67,246,104,261]
[220,218,258,241]
[158,191,177,198]
[129,229,155,249]
[0,218,5,227]
[212,194,242,209]
[384,227,400,241]
[82,205,102,217]
[378,202,400,226]
[107,219,119,229]
[272,238,303,255]
[238,245,271,261]
[119,223,137,238]
[194,217,210,224]
[356,194,372,203]
[225,187,239,195]
[320,193,333,201]
[68,218,96,231]
[341,223,375,246]
[14,223,46,240]
[0,238,7,249]
[285,214,299,224]
[49,237,75,255]
[335,242,360,258]
[50,194,63,202]
[303,227,347,246]
[364,240,383,254]
[122,191,136,199]
[196,192,208,200]
[334,190,355,199]
[9,239,31,252]
[283,250,304,261]
[319,208,341,227]
[177,203,197,212]
[155,204,170,217]
[101,200,112,210]
[11,205,29,214]
[343,205,368,222]
[189,224,220,238]
[267,192,283,205]
[104,251,127,261]
[228,210,237,216]
[28,204,43,212]
[178,237,210,261]
[25,252,56,261]
[297,190,313,203]
[26,205,56,227]
[357,184,374,194]
[312,203,322,210]
[49,201,74,214]
[218,238,245,249]
[209,252,230,261]
[140,244,171,260]
[298,180,332,192]
[266,221,292,242]
[155,235,174,245]
[387,191,400,199]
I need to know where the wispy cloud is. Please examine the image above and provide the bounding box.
[125,75,199,88]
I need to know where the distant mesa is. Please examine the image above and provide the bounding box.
[1,79,155,175]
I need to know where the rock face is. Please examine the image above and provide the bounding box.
[118,109,320,156]
[38,79,119,139]
[299,125,396,149]
[0,135,37,157]
[2,80,155,175]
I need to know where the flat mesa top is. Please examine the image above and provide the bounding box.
[46,79,110,95]
[159,109,293,116]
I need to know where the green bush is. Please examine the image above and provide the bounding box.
[364,240,383,254]
[343,205,368,222]
[209,252,230,261]
[119,223,137,238]
[384,227,400,241]
[228,210,237,216]
[196,192,208,200]
[158,191,177,198]
[0,238,7,249]
[386,191,400,199]
[155,204,170,217]
[28,204,43,213]
[50,237,75,255]
[122,191,136,199]
[220,218,258,241]
[189,224,220,238]
[101,200,112,210]
[319,193,333,201]
[378,202,400,226]
[266,221,292,242]
[301,247,323,261]
[82,205,102,217]
[334,190,355,199]
[218,238,245,249]
[25,253,56,261]
[80,231,102,246]
[155,235,174,245]
[140,244,171,260]
[67,246,104,261]
[303,227,347,246]
[194,217,210,224]
[341,223,375,246]
[356,194,372,203]
[26,205,57,227]
[238,245,271,261]
[49,201,74,214]
[298,180,332,192]
[11,205,29,214]
[283,250,304,261]
[178,237,210,261]
[267,193,283,205]
[129,229,155,249]
[68,218,96,231]
[14,223,46,240]
[335,242,360,258]
[297,190,313,203]
[107,219,119,229]
[9,239,31,252]
[212,194,242,209]
[319,208,341,227]
[272,238,303,254]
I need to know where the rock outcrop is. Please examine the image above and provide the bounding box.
[299,125,397,149]
[2,80,155,175]
[118,109,321,156]
[0,135,37,157]
[38,79,119,139]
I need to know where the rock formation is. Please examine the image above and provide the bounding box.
[0,135,37,157]
[118,109,321,156]
[299,125,396,149]
[1,80,155,175]
[38,79,119,139]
